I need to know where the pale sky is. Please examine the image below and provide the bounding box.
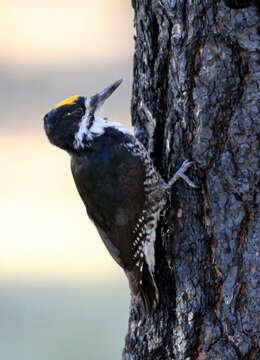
[0,0,134,282]
[0,0,134,65]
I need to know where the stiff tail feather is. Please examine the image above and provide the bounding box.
[126,262,159,315]
[139,261,159,315]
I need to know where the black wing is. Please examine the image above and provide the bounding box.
[71,138,146,271]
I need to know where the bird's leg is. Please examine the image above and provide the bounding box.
[166,160,198,189]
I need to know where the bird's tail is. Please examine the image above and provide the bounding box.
[140,261,159,315]
[126,262,159,316]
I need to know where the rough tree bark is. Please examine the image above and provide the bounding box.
[123,1,260,359]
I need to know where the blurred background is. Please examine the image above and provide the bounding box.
[0,1,134,358]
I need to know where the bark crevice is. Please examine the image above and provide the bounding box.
[124,1,260,359]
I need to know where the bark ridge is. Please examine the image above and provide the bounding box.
[124,1,260,359]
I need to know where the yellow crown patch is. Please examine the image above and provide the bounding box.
[54,95,80,109]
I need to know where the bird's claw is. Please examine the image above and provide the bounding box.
[167,160,199,188]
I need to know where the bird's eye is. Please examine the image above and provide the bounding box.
[71,108,84,117]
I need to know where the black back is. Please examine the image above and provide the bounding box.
[71,128,146,270]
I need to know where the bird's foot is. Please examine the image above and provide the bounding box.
[167,160,199,189]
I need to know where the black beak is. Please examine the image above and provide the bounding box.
[86,79,123,115]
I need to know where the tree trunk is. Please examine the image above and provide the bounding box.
[123,1,260,359]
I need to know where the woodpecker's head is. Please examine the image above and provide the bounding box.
[44,79,123,152]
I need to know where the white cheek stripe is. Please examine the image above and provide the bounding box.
[73,97,130,149]
[73,114,89,149]
[73,98,91,149]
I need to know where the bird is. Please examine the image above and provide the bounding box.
[43,79,197,315]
